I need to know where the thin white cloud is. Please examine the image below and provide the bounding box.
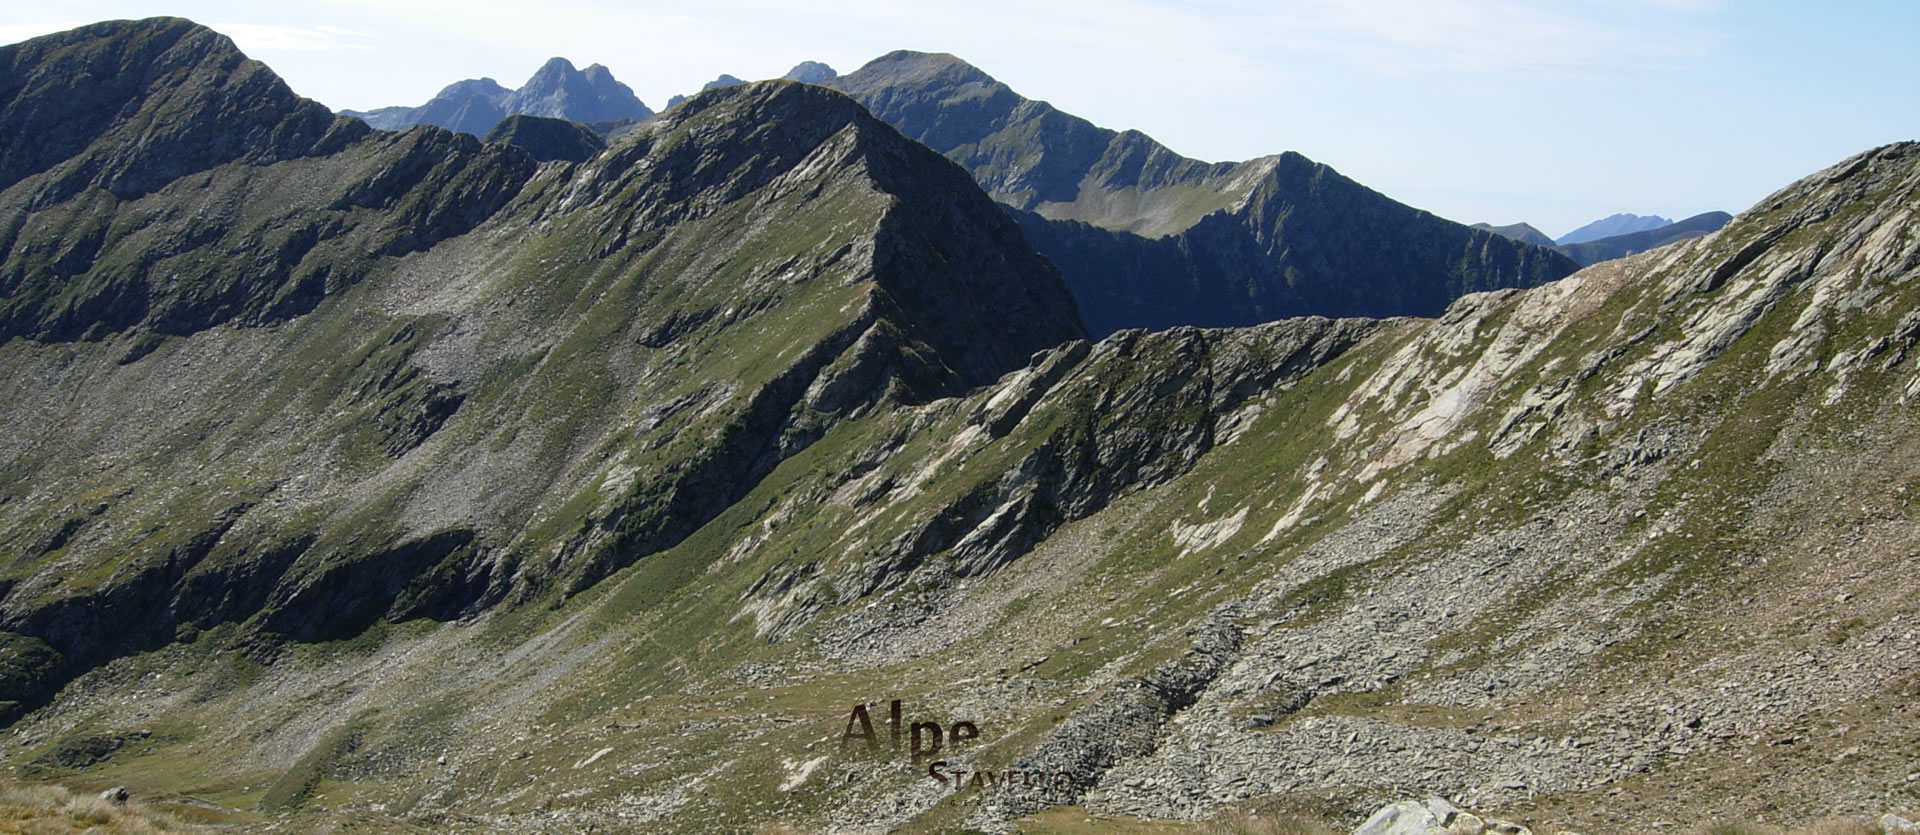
[0,22,89,46]
[1238,0,1724,76]
[211,22,373,52]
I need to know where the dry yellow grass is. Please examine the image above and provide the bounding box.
[1201,810,1341,835]
[0,781,202,834]
[1691,818,1881,835]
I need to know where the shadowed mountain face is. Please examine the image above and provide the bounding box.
[342,57,652,136]
[482,113,605,163]
[829,51,1580,336]
[5,20,1920,835]
[1471,221,1556,247]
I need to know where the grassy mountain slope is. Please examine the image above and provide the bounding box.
[0,19,1081,728]
[830,51,1580,337]
[3,20,1917,835]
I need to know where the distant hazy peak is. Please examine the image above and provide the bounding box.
[1557,212,1673,244]
[436,77,509,98]
[782,61,837,83]
[701,74,747,91]
[340,55,651,137]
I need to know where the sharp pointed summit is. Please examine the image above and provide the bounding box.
[342,55,651,137]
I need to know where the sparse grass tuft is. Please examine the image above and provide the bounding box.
[1202,810,1340,835]
[1691,819,1879,835]
[0,780,203,833]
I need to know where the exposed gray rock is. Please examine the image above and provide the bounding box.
[1351,797,1445,835]
[1351,798,1536,835]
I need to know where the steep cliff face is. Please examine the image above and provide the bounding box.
[0,20,1081,725]
[1014,153,1574,335]
[831,51,1579,336]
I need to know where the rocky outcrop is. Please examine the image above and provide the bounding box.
[1353,798,1538,835]
[737,317,1377,642]
[969,617,1243,826]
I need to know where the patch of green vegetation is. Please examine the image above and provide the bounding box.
[259,718,370,812]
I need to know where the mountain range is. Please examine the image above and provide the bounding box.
[1556,212,1673,244]
[3,18,1918,834]
[1553,211,1735,265]
[1476,212,1736,267]
[824,51,1579,335]
[345,50,1580,337]
[341,56,653,136]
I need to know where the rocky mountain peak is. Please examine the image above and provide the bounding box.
[782,60,837,83]
[853,49,995,88]
[0,17,354,202]
[343,55,650,136]
[501,55,648,124]
[434,76,510,101]
[528,55,577,77]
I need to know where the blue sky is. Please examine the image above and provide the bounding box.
[4,1,1915,238]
